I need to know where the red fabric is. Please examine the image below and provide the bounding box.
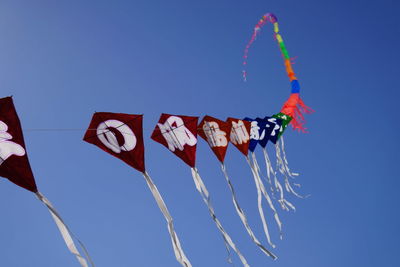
[0,97,37,192]
[198,115,232,163]
[83,112,145,172]
[226,117,251,157]
[151,114,198,168]
[280,93,314,132]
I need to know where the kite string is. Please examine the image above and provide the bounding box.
[190,167,250,267]
[221,163,277,260]
[35,192,94,267]
[142,171,192,267]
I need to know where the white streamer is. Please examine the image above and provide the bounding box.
[190,167,250,267]
[275,140,306,199]
[221,163,277,260]
[142,172,192,267]
[35,192,94,267]
[262,148,295,212]
[247,154,283,241]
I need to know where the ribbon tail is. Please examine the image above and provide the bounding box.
[246,156,278,245]
[275,142,308,199]
[221,164,277,260]
[263,148,296,212]
[280,136,299,179]
[142,171,192,267]
[190,167,250,267]
[251,152,274,197]
[35,192,94,267]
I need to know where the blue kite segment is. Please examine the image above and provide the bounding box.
[243,117,258,152]
[290,80,300,93]
[255,117,274,148]
[264,117,283,144]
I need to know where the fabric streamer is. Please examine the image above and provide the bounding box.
[84,112,191,267]
[36,192,94,267]
[275,137,308,199]
[262,147,295,211]
[191,168,250,267]
[247,154,283,241]
[220,164,277,260]
[242,13,313,132]
[142,171,192,267]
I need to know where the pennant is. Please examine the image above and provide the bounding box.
[226,118,251,156]
[198,115,231,163]
[151,114,198,168]
[0,97,37,192]
[83,112,145,172]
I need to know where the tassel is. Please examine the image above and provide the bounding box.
[280,93,313,132]
[142,172,192,267]
[35,192,94,267]
[190,167,250,267]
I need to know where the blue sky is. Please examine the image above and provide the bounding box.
[0,0,399,266]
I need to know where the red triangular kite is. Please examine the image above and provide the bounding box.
[83,112,145,172]
[198,115,231,163]
[226,117,251,156]
[151,113,198,168]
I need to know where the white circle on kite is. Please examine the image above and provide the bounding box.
[97,119,136,154]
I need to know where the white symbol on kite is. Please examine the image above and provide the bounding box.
[230,120,250,145]
[97,119,137,154]
[158,116,197,152]
[0,121,25,165]
[203,121,228,147]
[267,118,281,136]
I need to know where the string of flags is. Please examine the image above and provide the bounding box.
[0,13,313,267]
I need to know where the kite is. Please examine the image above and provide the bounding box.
[198,115,277,260]
[242,13,313,132]
[151,113,250,267]
[227,117,282,248]
[242,13,313,201]
[83,112,191,267]
[0,96,93,267]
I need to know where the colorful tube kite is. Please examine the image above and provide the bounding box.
[83,112,191,267]
[242,13,313,132]
[0,96,94,267]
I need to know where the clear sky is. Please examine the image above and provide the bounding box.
[0,0,398,266]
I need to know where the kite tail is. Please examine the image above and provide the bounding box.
[35,192,94,267]
[250,153,283,240]
[190,167,250,267]
[142,172,192,267]
[280,136,300,178]
[221,163,277,260]
[262,148,296,212]
[275,142,309,199]
[280,93,313,132]
[246,155,282,243]
[251,151,275,196]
